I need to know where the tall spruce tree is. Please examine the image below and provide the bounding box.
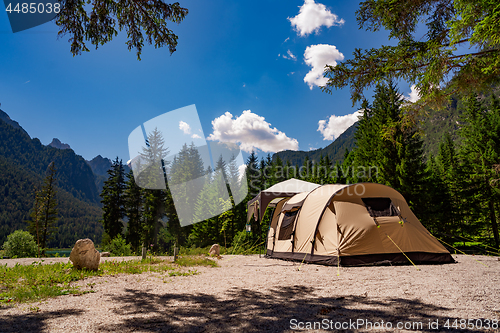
[351,82,427,215]
[123,170,143,253]
[434,133,463,236]
[190,156,232,247]
[459,94,500,248]
[138,128,170,250]
[27,162,58,256]
[100,157,125,240]
[245,151,260,198]
[166,142,205,246]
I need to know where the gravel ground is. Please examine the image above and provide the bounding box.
[0,254,499,333]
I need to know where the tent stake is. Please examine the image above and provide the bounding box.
[386,234,420,271]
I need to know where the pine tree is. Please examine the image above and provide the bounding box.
[351,82,428,215]
[434,133,463,236]
[245,151,260,197]
[352,100,378,183]
[100,157,125,240]
[27,188,42,258]
[459,94,500,248]
[123,170,143,253]
[190,155,232,247]
[299,156,313,182]
[166,142,206,246]
[27,162,58,256]
[138,128,170,251]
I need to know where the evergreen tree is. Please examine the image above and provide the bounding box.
[299,156,313,182]
[27,187,42,258]
[285,160,296,180]
[338,149,355,184]
[245,151,260,197]
[351,82,427,214]
[434,133,463,236]
[226,154,246,237]
[271,155,285,185]
[123,170,143,253]
[459,94,500,248]
[190,156,232,247]
[424,154,454,236]
[166,142,205,246]
[138,128,170,251]
[27,162,58,255]
[259,158,267,192]
[100,157,125,240]
[353,100,378,182]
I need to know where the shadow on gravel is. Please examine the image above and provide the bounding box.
[95,286,488,333]
[0,308,84,333]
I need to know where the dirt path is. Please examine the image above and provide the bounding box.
[1,254,499,332]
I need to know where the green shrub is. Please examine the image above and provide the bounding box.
[2,230,39,258]
[104,234,132,256]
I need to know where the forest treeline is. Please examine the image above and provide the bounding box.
[101,83,500,253]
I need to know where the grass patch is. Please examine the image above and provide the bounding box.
[0,256,217,305]
[175,256,218,267]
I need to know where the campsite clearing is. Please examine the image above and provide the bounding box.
[1,254,499,332]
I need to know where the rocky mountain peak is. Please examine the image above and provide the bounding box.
[48,138,71,150]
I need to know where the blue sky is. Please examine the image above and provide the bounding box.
[0,0,418,163]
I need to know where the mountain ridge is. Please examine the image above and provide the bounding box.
[273,122,358,166]
[0,109,104,247]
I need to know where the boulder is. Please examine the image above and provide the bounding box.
[209,244,220,256]
[100,252,111,257]
[70,239,100,270]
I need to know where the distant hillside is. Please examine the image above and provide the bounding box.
[273,122,358,165]
[420,96,463,157]
[0,109,103,247]
[420,87,500,157]
[0,155,103,247]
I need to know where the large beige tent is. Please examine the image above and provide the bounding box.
[250,182,454,266]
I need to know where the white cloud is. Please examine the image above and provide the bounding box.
[289,0,344,37]
[207,110,299,153]
[317,110,362,141]
[191,134,201,139]
[238,164,247,181]
[284,37,290,43]
[406,85,420,103]
[283,49,297,60]
[179,121,191,135]
[304,44,344,89]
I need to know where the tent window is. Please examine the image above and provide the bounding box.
[362,198,398,217]
[278,210,298,240]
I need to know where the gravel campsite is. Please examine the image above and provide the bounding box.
[0,254,499,333]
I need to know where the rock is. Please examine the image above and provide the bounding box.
[209,244,220,256]
[69,239,100,270]
[100,252,111,257]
